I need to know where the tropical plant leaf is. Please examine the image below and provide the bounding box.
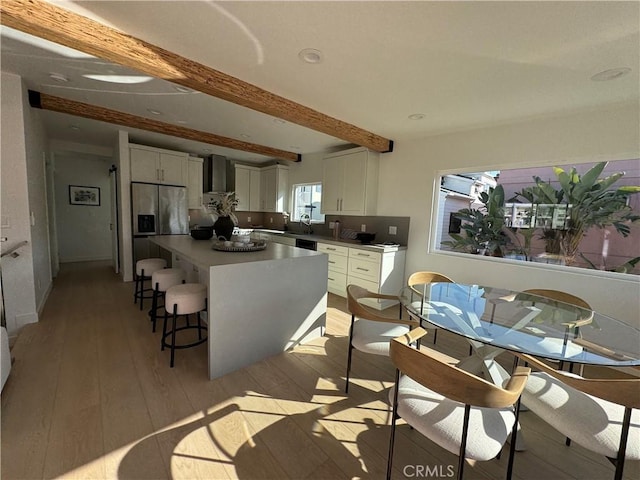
[618,185,640,193]
[596,172,623,191]
[573,162,606,200]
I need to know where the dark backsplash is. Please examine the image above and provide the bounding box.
[190,210,410,246]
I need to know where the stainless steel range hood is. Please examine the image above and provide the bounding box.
[203,155,235,193]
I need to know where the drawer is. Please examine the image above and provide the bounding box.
[348,248,381,264]
[348,257,380,282]
[327,253,348,274]
[327,272,347,297]
[346,275,380,307]
[318,243,348,256]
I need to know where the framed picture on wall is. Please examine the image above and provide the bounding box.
[69,185,100,206]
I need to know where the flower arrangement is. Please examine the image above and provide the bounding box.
[204,192,238,225]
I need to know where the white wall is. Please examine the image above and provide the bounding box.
[375,103,640,326]
[22,77,52,313]
[116,131,133,282]
[53,153,113,263]
[0,72,50,335]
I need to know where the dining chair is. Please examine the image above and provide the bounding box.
[515,353,639,480]
[387,327,530,480]
[406,271,454,345]
[521,289,593,373]
[344,284,418,393]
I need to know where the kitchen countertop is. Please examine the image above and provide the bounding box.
[150,234,322,268]
[150,234,327,381]
[252,229,407,253]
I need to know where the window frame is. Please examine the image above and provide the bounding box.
[430,162,640,279]
[290,182,325,224]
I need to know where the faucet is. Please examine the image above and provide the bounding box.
[300,213,313,234]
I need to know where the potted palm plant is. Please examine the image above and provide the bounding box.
[442,185,508,257]
[511,162,640,266]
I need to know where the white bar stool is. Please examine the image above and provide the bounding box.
[134,258,167,310]
[163,283,208,368]
[149,268,186,332]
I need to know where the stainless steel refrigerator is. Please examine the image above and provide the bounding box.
[131,182,188,264]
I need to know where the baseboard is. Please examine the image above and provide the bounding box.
[59,255,112,263]
[37,281,52,315]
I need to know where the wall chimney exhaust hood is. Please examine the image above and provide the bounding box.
[203,155,235,193]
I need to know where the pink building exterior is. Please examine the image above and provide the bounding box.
[497,159,640,273]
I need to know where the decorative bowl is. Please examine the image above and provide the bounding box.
[190,227,214,240]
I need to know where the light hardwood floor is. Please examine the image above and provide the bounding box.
[2,261,638,479]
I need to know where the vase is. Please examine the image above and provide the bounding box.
[213,215,235,241]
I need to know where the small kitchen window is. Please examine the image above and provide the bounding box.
[291,183,325,223]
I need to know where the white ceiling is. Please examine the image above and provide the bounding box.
[1,1,638,164]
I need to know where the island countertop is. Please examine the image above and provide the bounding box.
[149,234,328,380]
[150,234,323,269]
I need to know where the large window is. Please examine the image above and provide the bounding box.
[435,160,640,275]
[291,183,325,223]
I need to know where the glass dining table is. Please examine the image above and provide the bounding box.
[399,282,640,385]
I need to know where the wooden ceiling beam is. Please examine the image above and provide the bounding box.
[1,0,394,153]
[28,91,300,162]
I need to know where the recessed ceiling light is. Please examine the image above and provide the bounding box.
[240,133,251,139]
[147,109,162,115]
[298,48,323,64]
[83,74,153,84]
[203,148,212,153]
[590,67,631,81]
[174,85,192,93]
[273,118,286,124]
[408,113,426,120]
[69,125,80,130]
[176,120,188,125]
[49,73,69,83]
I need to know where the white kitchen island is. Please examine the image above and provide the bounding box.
[150,235,328,379]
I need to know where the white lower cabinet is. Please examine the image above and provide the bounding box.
[318,243,349,296]
[172,253,208,286]
[318,242,405,310]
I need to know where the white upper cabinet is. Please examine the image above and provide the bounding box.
[321,147,379,215]
[187,156,204,209]
[260,164,289,212]
[235,164,261,211]
[130,144,188,185]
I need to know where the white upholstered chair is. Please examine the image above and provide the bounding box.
[344,284,417,393]
[387,327,530,480]
[516,353,639,480]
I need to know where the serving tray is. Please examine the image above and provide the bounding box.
[211,240,267,252]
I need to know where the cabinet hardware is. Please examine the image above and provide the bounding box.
[336,199,340,211]
[328,260,335,264]
[156,168,160,181]
[356,267,369,272]
[327,247,336,251]
[328,277,335,281]
[357,253,371,257]
[161,169,165,181]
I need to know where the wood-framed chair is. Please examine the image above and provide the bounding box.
[344,284,418,393]
[405,271,455,344]
[387,327,530,480]
[521,288,593,374]
[515,353,639,480]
